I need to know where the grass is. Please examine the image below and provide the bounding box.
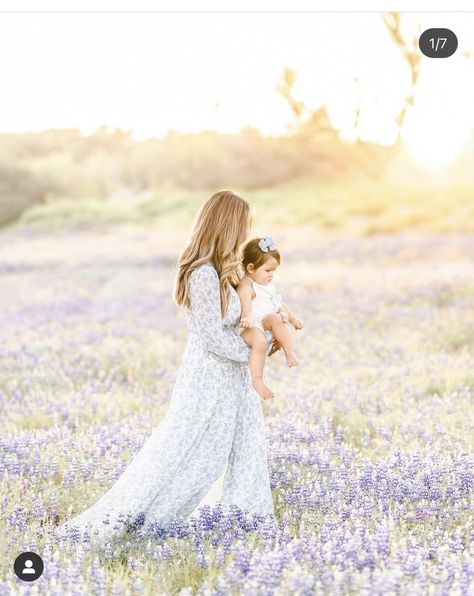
[1,207,473,593]
[6,176,474,236]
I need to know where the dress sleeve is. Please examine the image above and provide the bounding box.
[188,265,251,363]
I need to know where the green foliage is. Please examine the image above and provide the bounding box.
[0,163,49,227]
[9,177,474,235]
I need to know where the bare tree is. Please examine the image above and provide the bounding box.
[382,12,422,143]
[352,76,362,137]
[276,67,339,142]
[275,67,305,134]
[275,66,385,178]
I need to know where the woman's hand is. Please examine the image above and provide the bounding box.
[240,315,254,329]
[291,317,304,330]
[268,337,281,357]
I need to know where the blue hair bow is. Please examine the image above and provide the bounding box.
[258,236,277,252]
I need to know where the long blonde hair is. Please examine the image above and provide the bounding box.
[173,190,253,318]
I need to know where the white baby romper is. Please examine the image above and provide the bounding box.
[235,279,284,336]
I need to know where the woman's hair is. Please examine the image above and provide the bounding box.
[242,238,281,273]
[173,190,253,318]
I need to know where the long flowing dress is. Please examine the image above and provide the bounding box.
[54,261,275,545]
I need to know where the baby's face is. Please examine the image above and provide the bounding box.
[248,256,279,285]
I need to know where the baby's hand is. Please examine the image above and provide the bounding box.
[291,317,304,330]
[279,311,289,323]
[240,316,254,329]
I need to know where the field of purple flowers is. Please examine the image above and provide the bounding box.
[0,225,473,594]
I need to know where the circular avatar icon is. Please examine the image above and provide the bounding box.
[13,552,44,582]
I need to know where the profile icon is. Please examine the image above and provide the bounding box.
[13,552,44,582]
[22,559,35,574]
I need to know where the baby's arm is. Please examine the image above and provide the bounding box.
[236,279,254,328]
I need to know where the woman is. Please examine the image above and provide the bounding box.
[54,190,279,545]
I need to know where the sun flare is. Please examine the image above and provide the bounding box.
[402,119,469,170]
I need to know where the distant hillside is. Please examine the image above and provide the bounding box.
[0,123,392,227]
[2,122,474,228]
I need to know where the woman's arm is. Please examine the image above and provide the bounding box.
[281,301,304,329]
[280,301,295,321]
[188,265,251,363]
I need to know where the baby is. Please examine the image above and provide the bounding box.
[235,236,304,401]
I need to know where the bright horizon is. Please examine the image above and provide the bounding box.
[1,12,473,169]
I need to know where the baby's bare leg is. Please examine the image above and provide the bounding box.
[240,328,275,400]
[262,313,299,367]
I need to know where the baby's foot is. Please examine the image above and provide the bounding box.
[285,351,299,367]
[253,378,275,400]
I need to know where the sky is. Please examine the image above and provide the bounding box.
[0,12,473,168]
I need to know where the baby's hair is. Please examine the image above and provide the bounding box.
[242,238,281,273]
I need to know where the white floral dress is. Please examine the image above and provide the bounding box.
[54,261,275,545]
